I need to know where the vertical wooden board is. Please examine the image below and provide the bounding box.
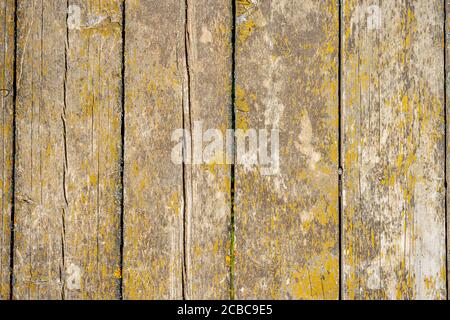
[63,0,122,299]
[342,0,446,299]
[14,0,122,299]
[0,0,14,300]
[123,0,184,299]
[447,0,450,300]
[184,1,232,299]
[444,0,450,300]
[234,0,339,299]
[14,0,66,299]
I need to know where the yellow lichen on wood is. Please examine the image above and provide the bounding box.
[342,0,446,300]
[63,0,123,300]
[14,0,68,299]
[235,0,339,299]
[13,0,123,299]
[123,0,184,299]
[184,0,233,299]
[0,0,14,300]
[446,0,450,298]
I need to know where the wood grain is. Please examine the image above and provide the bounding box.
[63,0,122,300]
[13,0,122,299]
[123,0,184,299]
[184,0,232,299]
[14,0,66,299]
[4,0,448,300]
[234,0,340,299]
[123,0,233,300]
[446,0,450,300]
[0,0,14,300]
[342,0,446,299]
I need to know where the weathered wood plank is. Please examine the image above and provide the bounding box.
[124,0,233,300]
[446,0,450,300]
[14,0,66,299]
[63,0,122,300]
[123,0,184,299]
[234,0,340,299]
[14,0,122,299]
[0,0,14,300]
[184,0,232,299]
[342,0,446,299]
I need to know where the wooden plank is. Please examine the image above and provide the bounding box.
[184,0,232,299]
[14,0,122,299]
[123,0,184,299]
[446,0,450,300]
[124,0,233,300]
[14,0,66,299]
[63,0,122,299]
[0,0,14,300]
[342,0,446,299]
[234,0,340,299]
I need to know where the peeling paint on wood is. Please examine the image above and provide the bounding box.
[123,0,233,300]
[184,0,233,300]
[234,0,340,299]
[1,0,449,301]
[342,0,446,300]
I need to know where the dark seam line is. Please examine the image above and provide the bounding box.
[181,119,187,301]
[230,0,237,301]
[444,0,449,301]
[338,0,343,301]
[181,0,191,300]
[60,0,70,301]
[9,0,18,301]
[119,0,126,301]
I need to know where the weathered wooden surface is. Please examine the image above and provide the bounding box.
[13,0,122,299]
[342,0,446,299]
[0,0,14,300]
[234,0,340,299]
[123,0,232,300]
[14,0,66,299]
[184,0,233,299]
[63,0,122,300]
[0,0,449,301]
[123,0,185,299]
[446,0,450,299]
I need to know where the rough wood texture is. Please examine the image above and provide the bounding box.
[234,0,340,299]
[123,0,184,299]
[184,0,232,299]
[14,0,66,299]
[124,0,233,300]
[342,0,446,299]
[3,0,449,301]
[14,0,122,299]
[0,0,14,300]
[63,0,122,299]
[446,0,450,300]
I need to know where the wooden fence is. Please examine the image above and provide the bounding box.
[0,0,449,300]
